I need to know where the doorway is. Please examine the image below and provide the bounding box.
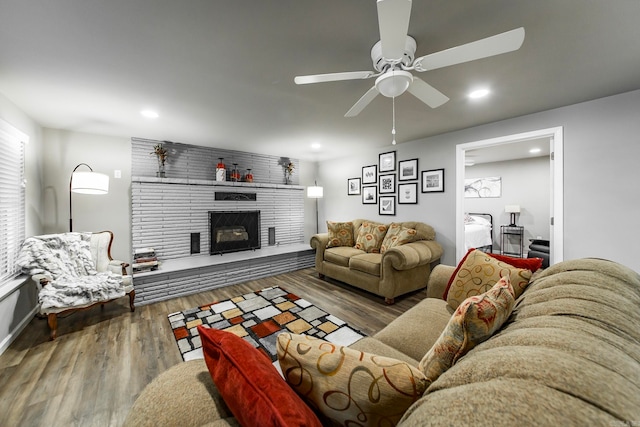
[455,127,564,263]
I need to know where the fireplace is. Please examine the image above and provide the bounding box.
[209,210,260,255]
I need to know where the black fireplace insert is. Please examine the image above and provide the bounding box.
[209,210,260,254]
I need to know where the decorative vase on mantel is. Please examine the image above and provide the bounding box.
[157,160,166,178]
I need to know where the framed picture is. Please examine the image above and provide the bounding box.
[362,186,377,204]
[464,176,502,198]
[422,168,445,193]
[379,196,396,216]
[398,158,418,181]
[362,165,377,184]
[398,182,418,204]
[379,150,396,172]
[379,173,395,194]
[347,177,361,195]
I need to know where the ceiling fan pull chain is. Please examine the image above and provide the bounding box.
[391,96,397,145]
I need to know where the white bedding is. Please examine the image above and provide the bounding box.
[464,215,492,251]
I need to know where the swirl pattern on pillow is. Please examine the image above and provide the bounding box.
[326,221,355,248]
[419,276,515,383]
[277,332,428,427]
[445,249,532,309]
[354,222,388,253]
[380,223,418,253]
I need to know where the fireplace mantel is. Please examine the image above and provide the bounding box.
[132,176,304,191]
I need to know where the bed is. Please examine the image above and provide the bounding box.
[464,213,493,252]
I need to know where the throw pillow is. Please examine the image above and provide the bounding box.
[354,222,388,253]
[419,276,515,383]
[380,223,418,253]
[277,332,428,427]
[326,221,355,248]
[444,249,533,309]
[488,252,544,272]
[198,326,322,427]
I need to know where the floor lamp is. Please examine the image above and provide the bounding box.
[69,163,109,231]
[307,182,324,234]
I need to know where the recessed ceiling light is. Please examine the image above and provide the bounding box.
[529,148,541,154]
[311,143,321,150]
[140,109,159,119]
[468,89,490,99]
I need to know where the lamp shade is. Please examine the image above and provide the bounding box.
[71,171,109,194]
[505,205,521,213]
[307,185,324,199]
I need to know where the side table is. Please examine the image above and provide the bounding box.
[500,225,524,257]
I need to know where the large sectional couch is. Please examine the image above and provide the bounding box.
[310,219,444,304]
[125,256,640,426]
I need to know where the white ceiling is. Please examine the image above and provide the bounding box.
[1,1,640,161]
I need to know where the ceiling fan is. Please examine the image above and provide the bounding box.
[294,0,525,117]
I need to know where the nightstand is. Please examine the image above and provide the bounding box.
[500,225,524,257]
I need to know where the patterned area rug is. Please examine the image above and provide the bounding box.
[168,286,366,362]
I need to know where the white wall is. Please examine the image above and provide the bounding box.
[318,89,640,272]
[465,156,550,249]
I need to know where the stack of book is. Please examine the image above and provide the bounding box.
[133,247,159,273]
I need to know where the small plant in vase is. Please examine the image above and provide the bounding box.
[285,162,295,184]
[151,144,169,177]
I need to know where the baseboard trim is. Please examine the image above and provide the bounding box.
[0,305,38,356]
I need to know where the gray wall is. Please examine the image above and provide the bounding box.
[465,156,550,249]
[42,129,132,262]
[318,89,640,272]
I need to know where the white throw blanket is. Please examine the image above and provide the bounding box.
[17,232,125,310]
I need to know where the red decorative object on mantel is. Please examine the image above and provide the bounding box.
[216,158,226,182]
[230,163,240,182]
[244,168,253,183]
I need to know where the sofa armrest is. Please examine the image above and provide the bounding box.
[32,273,53,289]
[310,233,329,250]
[425,264,456,300]
[108,259,130,275]
[382,240,443,271]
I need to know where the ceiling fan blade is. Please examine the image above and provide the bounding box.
[377,0,412,61]
[294,71,376,85]
[345,87,379,117]
[407,77,449,108]
[413,27,525,72]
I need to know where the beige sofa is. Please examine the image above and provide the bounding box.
[310,219,443,304]
[124,258,640,426]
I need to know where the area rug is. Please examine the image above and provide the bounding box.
[168,286,366,362]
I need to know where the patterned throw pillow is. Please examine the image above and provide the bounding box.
[354,222,388,253]
[277,332,428,427]
[444,249,533,310]
[380,223,418,253]
[326,221,355,248]
[419,276,515,383]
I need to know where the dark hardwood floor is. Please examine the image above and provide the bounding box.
[0,268,424,427]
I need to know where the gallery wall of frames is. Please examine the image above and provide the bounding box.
[346,150,445,216]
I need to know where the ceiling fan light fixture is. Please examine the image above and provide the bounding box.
[375,70,413,98]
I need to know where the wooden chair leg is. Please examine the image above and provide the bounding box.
[47,313,58,340]
[128,290,136,312]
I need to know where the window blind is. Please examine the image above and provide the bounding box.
[0,119,27,283]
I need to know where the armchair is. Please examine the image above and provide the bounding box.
[17,231,135,340]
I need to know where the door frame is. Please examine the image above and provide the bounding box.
[455,126,564,263]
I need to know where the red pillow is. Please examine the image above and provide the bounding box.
[488,253,543,272]
[198,325,322,427]
[442,249,543,300]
